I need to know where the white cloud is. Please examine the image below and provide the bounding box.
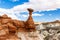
[32,13,44,16]
[0,8,20,20]
[22,15,28,18]
[12,0,60,11]
[9,0,60,12]
[0,0,60,20]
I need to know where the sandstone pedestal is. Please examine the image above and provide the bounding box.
[25,8,35,32]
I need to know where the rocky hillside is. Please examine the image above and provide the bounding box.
[0,8,36,40]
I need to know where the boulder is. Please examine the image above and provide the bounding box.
[2,14,11,19]
[0,29,9,40]
[1,19,12,24]
[7,23,17,33]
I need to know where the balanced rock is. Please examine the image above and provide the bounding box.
[26,8,35,29]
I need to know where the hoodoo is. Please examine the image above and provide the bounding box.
[25,8,35,31]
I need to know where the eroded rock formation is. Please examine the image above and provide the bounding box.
[0,8,36,40]
[25,8,35,32]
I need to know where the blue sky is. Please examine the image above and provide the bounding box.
[0,0,60,22]
[0,0,29,8]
